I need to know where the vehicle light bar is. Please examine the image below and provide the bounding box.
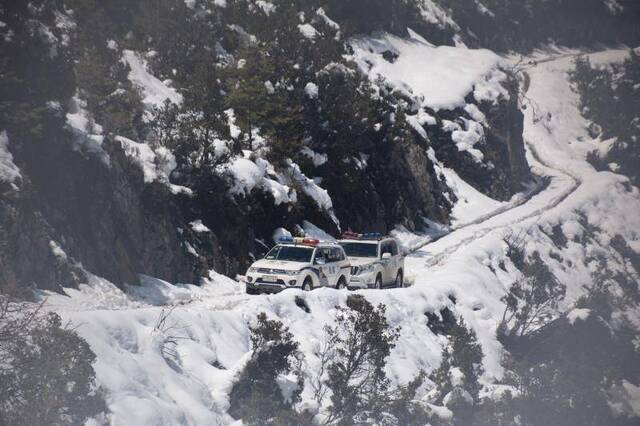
[301,238,319,246]
[341,231,384,240]
[277,236,319,246]
[362,232,382,240]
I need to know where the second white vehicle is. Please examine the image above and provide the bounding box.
[338,232,405,290]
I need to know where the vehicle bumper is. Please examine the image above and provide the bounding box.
[348,272,375,290]
[243,273,302,294]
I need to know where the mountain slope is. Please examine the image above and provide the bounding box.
[31,47,640,424]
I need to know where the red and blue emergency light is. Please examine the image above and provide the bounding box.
[278,236,319,246]
[341,231,383,240]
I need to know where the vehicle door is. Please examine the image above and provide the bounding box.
[379,241,394,284]
[325,247,342,286]
[330,247,348,285]
[389,240,401,277]
[314,247,335,287]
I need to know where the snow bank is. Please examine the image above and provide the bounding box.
[280,161,337,224]
[189,220,211,233]
[298,23,318,40]
[225,154,336,222]
[451,118,485,162]
[567,308,590,324]
[226,154,294,205]
[316,8,339,30]
[0,130,21,187]
[115,136,192,195]
[46,277,448,424]
[65,94,110,165]
[304,82,319,98]
[123,50,182,110]
[418,0,459,30]
[350,33,506,110]
[227,157,264,195]
[255,0,275,15]
[300,146,327,166]
[427,148,504,225]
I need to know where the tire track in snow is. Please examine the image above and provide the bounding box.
[418,142,580,268]
[410,57,584,268]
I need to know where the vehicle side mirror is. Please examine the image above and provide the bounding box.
[315,257,326,265]
[381,252,392,259]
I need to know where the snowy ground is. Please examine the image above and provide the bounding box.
[39,48,640,424]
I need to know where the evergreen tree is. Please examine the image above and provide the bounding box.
[0,302,107,425]
[228,312,307,425]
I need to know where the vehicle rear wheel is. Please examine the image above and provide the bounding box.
[374,274,382,289]
[302,278,313,291]
[395,270,404,288]
[336,276,347,290]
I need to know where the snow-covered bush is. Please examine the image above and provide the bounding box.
[429,316,483,425]
[317,295,430,425]
[0,297,107,425]
[498,233,566,345]
[228,312,308,425]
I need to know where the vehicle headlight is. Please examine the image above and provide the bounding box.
[248,267,257,273]
[283,270,300,276]
[359,264,374,274]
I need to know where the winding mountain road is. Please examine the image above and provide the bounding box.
[404,53,586,273]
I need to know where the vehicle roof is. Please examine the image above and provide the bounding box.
[338,238,395,244]
[277,243,342,249]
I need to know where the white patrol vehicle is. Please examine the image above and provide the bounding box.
[243,237,351,294]
[338,232,405,290]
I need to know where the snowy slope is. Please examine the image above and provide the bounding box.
[38,48,640,424]
[350,33,507,111]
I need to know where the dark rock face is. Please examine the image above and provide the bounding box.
[0,133,229,292]
[429,76,530,202]
[324,135,454,234]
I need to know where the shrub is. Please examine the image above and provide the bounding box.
[429,316,484,426]
[316,295,429,425]
[0,297,107,425]
[228,312,307,425]
[498,233,565,346]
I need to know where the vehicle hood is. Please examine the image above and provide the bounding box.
[251,259,308,271]
[348,257,378,267]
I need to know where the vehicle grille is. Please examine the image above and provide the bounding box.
[256,278,285,285]
[256,268,288,275]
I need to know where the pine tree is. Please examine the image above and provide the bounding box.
[228,312,307,425]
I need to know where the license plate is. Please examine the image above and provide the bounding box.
[262,275,277,282]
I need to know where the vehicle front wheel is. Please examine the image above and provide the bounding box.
[336,276,347,290]
[395,270,404,288]
[374,274,382,289]
[302,278,313,291]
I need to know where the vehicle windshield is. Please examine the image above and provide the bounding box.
[339,242,378,258]
[264,245,314,263]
